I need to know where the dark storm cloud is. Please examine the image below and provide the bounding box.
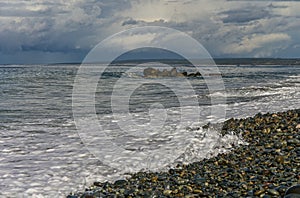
[221,8,270,23]
[122,18,139,26]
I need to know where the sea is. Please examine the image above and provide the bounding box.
[0,63,299,197]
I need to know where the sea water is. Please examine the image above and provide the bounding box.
[0,64,299,197]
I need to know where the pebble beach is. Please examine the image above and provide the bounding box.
[68,109,300,197]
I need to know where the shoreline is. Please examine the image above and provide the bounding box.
[68,109,300,197]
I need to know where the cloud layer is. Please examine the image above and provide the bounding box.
[0,0,300,63]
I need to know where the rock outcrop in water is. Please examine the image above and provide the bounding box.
[143,67,202,78]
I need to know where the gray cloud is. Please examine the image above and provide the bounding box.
[0,0,299,64]
[220,7,270,23]
[122,18,140,26]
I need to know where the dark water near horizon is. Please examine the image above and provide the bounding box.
[0,64,299,197]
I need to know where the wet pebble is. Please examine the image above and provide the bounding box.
[68,109,300,197]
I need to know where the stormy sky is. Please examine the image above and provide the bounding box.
[0,0,300,64]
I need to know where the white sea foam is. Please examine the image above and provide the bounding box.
[0,65,299,197]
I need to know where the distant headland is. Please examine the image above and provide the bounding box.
[45,58,300,66]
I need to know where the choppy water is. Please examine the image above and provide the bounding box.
[0,64,299,197]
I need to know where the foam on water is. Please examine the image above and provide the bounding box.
[0,65,299,197]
